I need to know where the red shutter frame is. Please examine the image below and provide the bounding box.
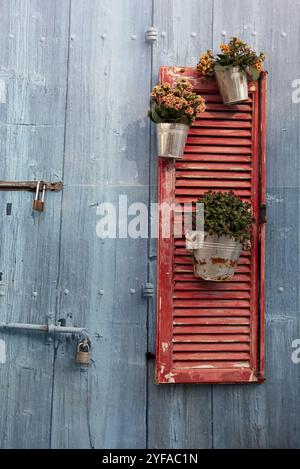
[156,67,266,384]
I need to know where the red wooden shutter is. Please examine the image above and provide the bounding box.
[156,67,266,384]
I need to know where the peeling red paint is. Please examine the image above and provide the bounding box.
[155,67,266,384]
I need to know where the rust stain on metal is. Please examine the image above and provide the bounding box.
[211,257,227,265]
[196,258,206,266]
[211,257,237,267]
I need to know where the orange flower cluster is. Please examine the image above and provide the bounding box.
[196,50,215,77]
[253,54,265,72]
[220,43,230,54]
[197,37,265,79]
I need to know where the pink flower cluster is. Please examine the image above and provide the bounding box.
[150,79,206,124]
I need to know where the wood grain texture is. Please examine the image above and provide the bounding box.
[0,0,69,448]
[211,0,300,448]
[49,0,152,449]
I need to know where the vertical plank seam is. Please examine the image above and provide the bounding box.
[146,0,155,450]
[211,0,215,450]
[49,0,73,449]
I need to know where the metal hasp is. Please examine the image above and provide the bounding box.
[0,180,63,192]
[0,321,87,335]
[0,180,63,213]
[0,320,91,366]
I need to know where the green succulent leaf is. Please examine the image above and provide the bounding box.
[192,191,253,247]
[149,104,163,123]
[214,63,234,71]
[249,65,260,81]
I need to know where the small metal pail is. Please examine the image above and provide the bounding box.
[187,233,242,282]
[215,66,248,105]
[156,123,189,159]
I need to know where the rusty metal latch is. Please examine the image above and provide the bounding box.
[260,204,267,223]
[0,180,63,213]
[0,180,63,192]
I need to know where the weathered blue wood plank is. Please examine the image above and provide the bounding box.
[0,0,68,126]
[0,0,69,448]
[147,0,214,449]
[212,0,300,448]
[50,0,152,449]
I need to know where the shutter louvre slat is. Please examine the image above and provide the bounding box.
[173,334,250,343]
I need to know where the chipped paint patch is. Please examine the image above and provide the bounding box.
[266,193,284,204]
[186,365,215,369]
[161,342,169,352]
[249,369,258,381]
[233,362,250,368]
[278,226,291,240]
[0,339,6,364]
[160,365,165,374]
[164,372,175,383]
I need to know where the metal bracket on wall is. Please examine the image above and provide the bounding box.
[142,283,154,298]
[145,26,158,44]
[260,204,267,224]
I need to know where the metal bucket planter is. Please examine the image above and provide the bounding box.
[156,123,189,159]
[215,66,248,105]
[186,232,242,281]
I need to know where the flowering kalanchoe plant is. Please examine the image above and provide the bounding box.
[197,37,265,81]
[148,79,206,126]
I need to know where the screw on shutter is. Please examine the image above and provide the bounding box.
[75,338,91,365]
[33,181,46,212]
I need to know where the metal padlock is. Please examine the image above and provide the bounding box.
[33,182,46,212]
[75,338,91,365]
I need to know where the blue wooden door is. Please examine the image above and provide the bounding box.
[0,0,300,449]
[0,0,151,449]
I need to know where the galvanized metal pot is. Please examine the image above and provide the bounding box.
[215,66,248,105]
[186,232,242,282]
[156,123,189,159]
